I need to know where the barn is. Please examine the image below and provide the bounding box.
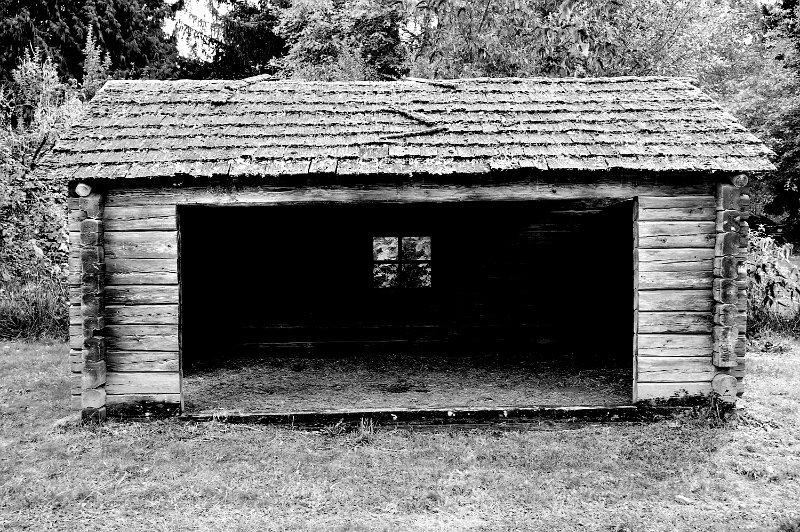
[48,76,774,422]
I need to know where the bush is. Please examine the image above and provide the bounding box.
[747,231,800,336]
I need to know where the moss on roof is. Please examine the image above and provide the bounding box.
[48,76,775,180]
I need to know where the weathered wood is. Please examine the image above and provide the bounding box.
[715,232,740,256]
[636,221,715,249]
[637,290,713,312]
[75,182,92,197]
[716,184,741,211]
[637,196,716,209]
[80,246,104,275]
[106,372,180,394]
[104,232,178,259]
[711,373,738,403]
[82,316,104,338]
[637,248,715,264]
[104,180,716,207]
[637,334,713,357]
[82,388,106,409]
[635,382,711,400]
[69,349,82,372]
[637,312,713,334]
[82,360,107,389]
[106,285,179,305]
[714,304,738,327]
[713,278,738,304]
[106,351,179,372]
[713,256,738,279]
[106,393,181,404]
[637,356,715,382]
[79,193,104,219]
[638,271,713,290]
[712,325,739,367]
[80,219,103,246]
[82,337,106,363]
[80,289,104,317]
[103,205,177,231]
[104,325,179,351]
[730,174,749,187]
[106,258,178,285]
[105,304,179,325]
[716,210,741,233]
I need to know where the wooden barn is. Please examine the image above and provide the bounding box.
[47,76,774,421]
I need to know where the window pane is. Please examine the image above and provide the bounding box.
[401,263,432,288]
[373,236,398,261]
[372,263,398,288]
[401,236,432,261]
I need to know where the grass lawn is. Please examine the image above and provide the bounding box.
[1,339,799,531]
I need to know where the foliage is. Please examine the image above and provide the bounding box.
[747,231,800,336]
[0,0,181,83]
[176,0,286,79]
[272,0,409,81]
[82,29,112,101]
[0,45,98,339]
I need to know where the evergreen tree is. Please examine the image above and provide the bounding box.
[0,0,181,83]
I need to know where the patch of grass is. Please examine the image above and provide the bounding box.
[1,339,799,531]
[0,280,68,341]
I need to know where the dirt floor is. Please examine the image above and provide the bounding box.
[182,354,632,413]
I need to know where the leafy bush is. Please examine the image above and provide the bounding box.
[747,231,800,336]
[0,45,97,340]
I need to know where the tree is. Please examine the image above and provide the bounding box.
[0,0,181,83]
[272,0,409,81]
[175,0,286,79]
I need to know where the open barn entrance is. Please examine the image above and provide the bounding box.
[179,200,634,414]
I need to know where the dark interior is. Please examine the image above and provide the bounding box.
[179,199,634,412]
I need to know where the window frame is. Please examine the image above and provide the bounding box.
[372,235,432,288]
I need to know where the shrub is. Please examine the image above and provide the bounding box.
[747,230,800,336]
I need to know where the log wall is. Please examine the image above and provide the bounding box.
[67,175,729,412]
[633,189,747,402]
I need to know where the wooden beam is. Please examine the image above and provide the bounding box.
[78,191,107,421]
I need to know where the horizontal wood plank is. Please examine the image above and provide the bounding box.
[105,304,179,325]
[103,180,715,207]
[637,221,715,249]
[106,351,179,372]
[637,290,713,312]
[637,334,712,357]
[638,270,713,290]
[637,196,716,209]
[638,312,713,334]
[637,356,716,382]
[105,232,177,259]
[106,393,181,404]
[105,325,179,351]
[106,372,180,394]
[104,205,177,231]
[106,285,179,305]
[106,258,179,285]
[635,382,712,401]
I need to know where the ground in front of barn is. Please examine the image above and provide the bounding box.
[0,338,798,531]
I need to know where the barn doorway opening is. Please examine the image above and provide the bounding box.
[179,199,634,414]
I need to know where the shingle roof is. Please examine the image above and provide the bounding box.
[48,76,775,180]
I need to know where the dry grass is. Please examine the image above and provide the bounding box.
[1,340,799,531]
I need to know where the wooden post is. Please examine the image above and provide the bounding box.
[713,179,749,377]
[78,187,106,422]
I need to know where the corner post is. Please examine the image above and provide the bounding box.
[712,174,749,402]
[77,183,107,421]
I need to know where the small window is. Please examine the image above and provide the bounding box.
[372,236,431,288]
